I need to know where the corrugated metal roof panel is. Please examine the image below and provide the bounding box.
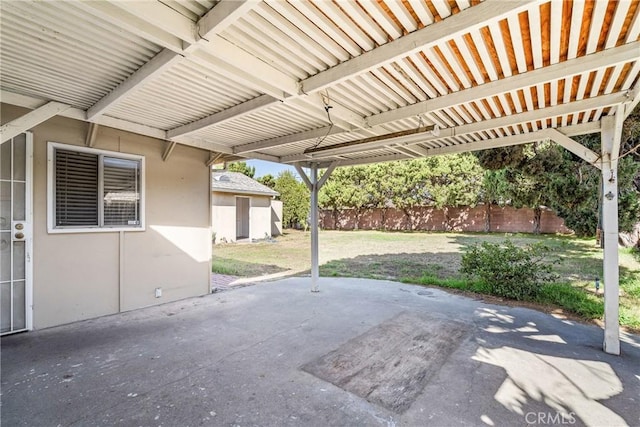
[106,60,261,130]
[0,1,161,109]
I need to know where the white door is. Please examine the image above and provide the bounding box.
[1,132,33,335]
[236,197,250,239]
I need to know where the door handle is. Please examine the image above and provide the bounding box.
[15,232,25,240]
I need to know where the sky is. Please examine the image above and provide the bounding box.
[246,159,298,178]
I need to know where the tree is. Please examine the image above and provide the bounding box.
[257,174,276,190]
[274,170,309,229]
[318,169,352,229]
[366,163,394,229]
[318,154,484,230]
[422,154,484,208]
[473,104,640,237]
[545,134,640,237]
[318,166,372,229]
[227,161,255,178]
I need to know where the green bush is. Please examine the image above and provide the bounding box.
[460,240,559,300]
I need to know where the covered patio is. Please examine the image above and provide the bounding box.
[1,0,639,354]
[2,277,639,426]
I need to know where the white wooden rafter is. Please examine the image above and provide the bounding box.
[367,41,639,127]
[299,0,536,94]
[281,92,625,162]
[87,50,183,120]
[1,101,70,143]
[329,122,600,167]
[83,0,259,121]
[167,95,277,139]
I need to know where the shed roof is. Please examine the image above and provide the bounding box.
[1,0,638,167]
[212,171,279,197]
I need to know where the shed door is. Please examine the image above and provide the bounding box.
[1,133,33,335]
[236,197,250,239]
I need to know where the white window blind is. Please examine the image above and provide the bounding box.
[50,144,144,231]
[103,157,140,226]
[55,150,99,227]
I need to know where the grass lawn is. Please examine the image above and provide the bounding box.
[213,230,640,332]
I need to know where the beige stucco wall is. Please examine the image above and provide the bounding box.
[250,196,271,240]
[1,104,212,329]
[211,192,236,243]
[271,200,283,236]
[211,192,275,242]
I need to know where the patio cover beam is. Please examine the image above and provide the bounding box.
[367,41,639,128]
[101,0,369,133]
[233,125,342,155]
[330,123,601,167]
[1,101,70,143]
[198,1,260,39]
[87,50,183,120]
[299,0,536,94]
[85,1,258,120]
[230,42,637,158]
[282,91,626,162]
[167,95,278,139]
[546,129,602,169]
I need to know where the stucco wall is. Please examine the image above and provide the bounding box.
[211,192,236,243]
[211,193,275,242]
[2,104,212,329]
[271,200,283,236]
[250,196,271,240]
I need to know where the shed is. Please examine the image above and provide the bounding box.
[211,171,281,243]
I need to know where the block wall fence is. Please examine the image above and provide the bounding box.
[319,205,572,234]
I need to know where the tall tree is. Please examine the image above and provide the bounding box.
[227,161,255,178]
[274,170,309,229]
[545,134,640,236]
[257,174,276,190]
[473,105,640,236]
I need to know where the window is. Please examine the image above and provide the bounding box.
[48,142,144,232]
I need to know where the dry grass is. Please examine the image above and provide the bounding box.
[212,230,640,330]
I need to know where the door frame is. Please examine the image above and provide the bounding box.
[25,131,33,331]
[235,196,251,240]
[1,132,33,334]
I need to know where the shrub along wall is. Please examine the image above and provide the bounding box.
[319,204,572,234]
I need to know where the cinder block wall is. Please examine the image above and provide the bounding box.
[320,205,572,234]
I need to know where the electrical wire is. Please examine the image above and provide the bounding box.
[619,143,640,160]
[309,90,334,151]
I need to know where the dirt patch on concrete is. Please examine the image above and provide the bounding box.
[302,312,468,413]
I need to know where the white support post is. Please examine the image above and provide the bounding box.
[601,112,623,355]
[310,164,320,292]
[295,162,338,292]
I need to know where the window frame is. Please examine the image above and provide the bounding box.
[47,142,145,233]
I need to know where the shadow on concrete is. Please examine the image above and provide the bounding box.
[3,278,637,426]
[467,305,638,427]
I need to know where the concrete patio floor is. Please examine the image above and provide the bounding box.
[2,278,639,427]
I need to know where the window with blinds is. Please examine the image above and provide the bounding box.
[50,144,143,231]
[103,157,140,226]
[55,150,99,226]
